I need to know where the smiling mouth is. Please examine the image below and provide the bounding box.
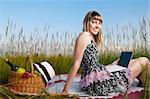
[93,29,98,32]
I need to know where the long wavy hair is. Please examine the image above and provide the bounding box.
[83,11,103,46]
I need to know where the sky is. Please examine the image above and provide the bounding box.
[0,0,149,38]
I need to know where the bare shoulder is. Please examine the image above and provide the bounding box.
[73,32,91,60]
[74,32,91,54]
[76,32,91,45]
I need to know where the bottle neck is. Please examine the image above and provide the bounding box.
[5,59,19,71]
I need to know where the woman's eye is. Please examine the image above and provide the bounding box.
[91,21,96,23]
[91,20,101,25]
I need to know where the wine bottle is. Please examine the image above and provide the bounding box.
[5,58,19,71]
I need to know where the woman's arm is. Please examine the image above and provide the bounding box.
[62,61,80,93]
[62,32,90,94]
[112,58,119,65]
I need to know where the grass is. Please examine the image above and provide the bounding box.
[0,18,150,98]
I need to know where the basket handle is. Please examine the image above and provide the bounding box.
[29,55,34,75]
[24,56,30,69]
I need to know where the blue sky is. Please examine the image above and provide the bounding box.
[0,0,149,37]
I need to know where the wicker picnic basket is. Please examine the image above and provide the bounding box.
[7,57,45,95]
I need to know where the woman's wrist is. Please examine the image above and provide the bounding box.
[62,88,68,93]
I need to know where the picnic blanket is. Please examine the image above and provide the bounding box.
[46,74,143,99]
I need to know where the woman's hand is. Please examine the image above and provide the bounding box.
[112,58,119,65]
[61,89,68,95]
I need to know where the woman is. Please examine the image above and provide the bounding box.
[62,11,150,96]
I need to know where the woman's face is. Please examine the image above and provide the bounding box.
[89,18,102,35]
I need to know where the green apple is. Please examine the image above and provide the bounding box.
[17,67,26,75]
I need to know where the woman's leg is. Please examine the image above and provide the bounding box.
[128,59,142,80]
[128,57,150,86]
[137,57,150,86]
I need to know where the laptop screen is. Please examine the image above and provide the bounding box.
[117,51,133,67]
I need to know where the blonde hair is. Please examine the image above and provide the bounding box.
[83,11,103,46]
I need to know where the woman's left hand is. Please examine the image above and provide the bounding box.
[61,90,68,95]
[112,58,119,65]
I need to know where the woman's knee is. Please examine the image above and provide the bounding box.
[129,59,138,65]
[138,57,149,69]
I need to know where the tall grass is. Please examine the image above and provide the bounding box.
[0,19,150,57]
[0,18,150,98]
[0,19,76,56]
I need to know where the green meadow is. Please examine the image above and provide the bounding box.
[0,19,149,98]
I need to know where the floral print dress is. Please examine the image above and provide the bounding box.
[79,40,131,96]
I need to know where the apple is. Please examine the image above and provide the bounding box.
[22,72,32,78]
[17,67,26,75]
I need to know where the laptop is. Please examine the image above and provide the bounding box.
[117,51,133,67]
[105,51,133,72]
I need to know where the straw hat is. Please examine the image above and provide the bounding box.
[34,61,55,83]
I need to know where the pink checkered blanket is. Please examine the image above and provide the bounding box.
[46,74,143,99]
